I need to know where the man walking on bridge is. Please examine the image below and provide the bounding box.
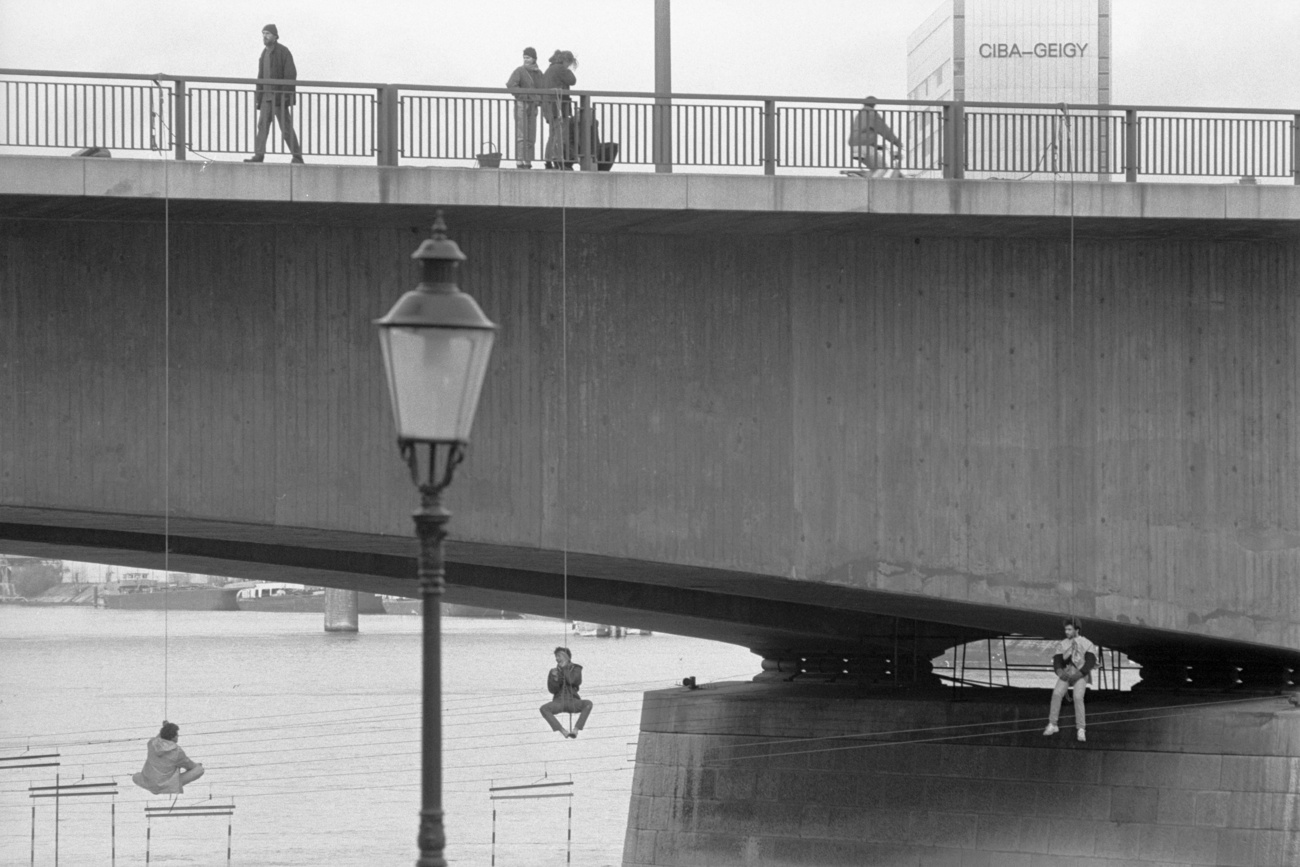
[245,24,304,164]
[1043,618,1097,742]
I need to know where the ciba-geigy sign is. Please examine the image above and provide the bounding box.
[979,42,1089,59]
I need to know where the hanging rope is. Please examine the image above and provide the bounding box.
[1064,104,1078,624]
[154,86,173,721]
[561,160,570,635]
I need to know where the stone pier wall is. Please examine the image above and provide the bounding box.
[623,683,1300,866]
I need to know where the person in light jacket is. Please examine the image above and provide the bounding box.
[245,24,303,163]
[1043,619,1098,742]
[540,647,593,737]
[132,721,205,794]
[506,47,546,168]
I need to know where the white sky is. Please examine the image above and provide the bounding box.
[0,0,1297,108]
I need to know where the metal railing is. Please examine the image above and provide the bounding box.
[2,68,1298,182]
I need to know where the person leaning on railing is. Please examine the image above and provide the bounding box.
[541,50,578,170]
[506,47,546,169]
[245,23,304,164]
[848,95,902,178]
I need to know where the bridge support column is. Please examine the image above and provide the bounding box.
[323,588,359,632]
[623,683,1300,866]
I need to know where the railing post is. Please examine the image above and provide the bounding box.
[1293,114,1300,185]
[578,94,595,171]
[1124,108,1138,183]
[943,102,965,179]
[762,99,776,176]
[376,85,399,167]
[172,79,186,161]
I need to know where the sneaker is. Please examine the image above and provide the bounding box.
[1077,729,1086,742]
[1042,724,1059,736]
[291,156,305,164]
[517,162,532,169]
[243,156,264,163]
[567,730,579,739]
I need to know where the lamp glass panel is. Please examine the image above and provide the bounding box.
[379,326,495,442]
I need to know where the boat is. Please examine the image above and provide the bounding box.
[235,583,385,614]
[99,580,241,611]
[379,596,522,618]
[570,621,652,638]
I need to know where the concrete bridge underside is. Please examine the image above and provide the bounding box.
[3,157,1300,865]
[3,157,1298,681]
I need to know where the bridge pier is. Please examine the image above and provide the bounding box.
[323,588,359,632]
[624,683,1300,866]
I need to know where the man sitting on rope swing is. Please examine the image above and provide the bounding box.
[131,721,205,794]
[1043,618,1097,742]
[540,646,593,738]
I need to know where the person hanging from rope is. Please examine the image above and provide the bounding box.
[1043,618,1097,742]
[131,721,205,794]
[540,646,593,738]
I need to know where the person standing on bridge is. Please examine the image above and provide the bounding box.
[506,47,546,169]
[541,50,578,169]
[848,96,903,178]
[1043,619,1097,742]
[540,646,593,738]
[245,24,304,164]
[131,721,205,794]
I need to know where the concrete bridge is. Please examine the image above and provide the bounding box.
[1,155,1297,865]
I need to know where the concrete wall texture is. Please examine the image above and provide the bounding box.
[624,684,1300,866]
[2,209,1298,654]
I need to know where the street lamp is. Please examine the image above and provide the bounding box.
[375,212,497,867]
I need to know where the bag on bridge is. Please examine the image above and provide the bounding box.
[596,142,619,171]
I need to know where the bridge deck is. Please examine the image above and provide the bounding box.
[3,154,1300,236]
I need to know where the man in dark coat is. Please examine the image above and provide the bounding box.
[848,95,903,177]
[245,24,303,163]
[541,50,577,169]
[539,646,593,737]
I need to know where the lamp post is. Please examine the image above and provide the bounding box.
[375,212,497,867]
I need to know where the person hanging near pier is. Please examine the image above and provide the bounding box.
[244,24,304,164]
[131,721,205,794]
[848,95,903,178]
[1043,619,1097,742]
[540,646,593,738]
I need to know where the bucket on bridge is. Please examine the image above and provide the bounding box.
[475,142,501,169]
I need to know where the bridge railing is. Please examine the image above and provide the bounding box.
[2,69,1297,182]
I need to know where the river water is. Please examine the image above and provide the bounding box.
[0,606,757,866]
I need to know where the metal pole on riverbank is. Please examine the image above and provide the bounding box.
[374,213,496,867]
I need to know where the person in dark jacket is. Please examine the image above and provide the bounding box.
[1043,618,1098,742]
[541,50,578,169]
[506,47,546,169]
[540,646,593,737]
[131,721,205,794]
[848,96,903,177]
[245,24,303,164]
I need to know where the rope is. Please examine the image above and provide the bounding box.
[156,88,172,721]
[1063,104,1077,625]
[561,160,569,635]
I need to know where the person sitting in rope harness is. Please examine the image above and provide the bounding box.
[131,721,205,794]
[540,646,593,738]
[1043,619,1097,742]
